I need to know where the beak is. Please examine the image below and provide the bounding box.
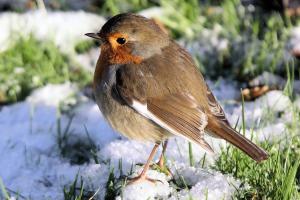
[85,32,102,40]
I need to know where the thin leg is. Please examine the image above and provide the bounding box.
[127,143,160,184]
[157,140,168,168]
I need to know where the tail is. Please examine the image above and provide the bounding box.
[207,117,269,162]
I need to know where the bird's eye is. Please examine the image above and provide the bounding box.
[116,37,126,45]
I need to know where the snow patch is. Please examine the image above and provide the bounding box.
[26,82,78,107]
[169,164,239,200]
[0,77,291,199]
[0,11,105,53]
[116,169,171,200]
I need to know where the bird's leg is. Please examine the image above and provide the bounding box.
[157,140,168,168]
[127,143,160,185]
[150,140,172,177]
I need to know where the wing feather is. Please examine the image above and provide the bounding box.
[145,93,213,153]
[206,84,230,125]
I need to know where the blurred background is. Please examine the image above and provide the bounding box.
[0,1,300,200]
[0,0,300,104]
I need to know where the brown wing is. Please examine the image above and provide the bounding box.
[147,93,213,152]
[206,84,230,126]
[114,64,213,151]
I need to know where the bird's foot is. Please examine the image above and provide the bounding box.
[126,174,163,185]
[136,162,172,177]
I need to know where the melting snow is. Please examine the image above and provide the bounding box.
[0,11,105,54]
[0,82,242,200]
[1,81,289,199]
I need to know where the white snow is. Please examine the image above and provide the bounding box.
[228,90,292,129]
[0,10,105,54]
[116,169,171,200]
[0,79,289,200]
[0,82,241,200]
[138,7,164,19]
[168,164,239,200]
[0,83,118,199]
[256,123,287,142]
[290,26,300,54]
[26,82,78,107]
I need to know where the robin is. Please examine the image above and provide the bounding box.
[85,13,268,184]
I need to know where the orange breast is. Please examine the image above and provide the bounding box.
[93,43,142,91]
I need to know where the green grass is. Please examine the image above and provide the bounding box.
[213,70,300,199]
[214,135,300,199]
[0,177,26,200]
[63,173,85,200]
[99,0,157,16]
[63,173,98,200]
[160,0,203,39]
[56,112,99,165]
[74,40,97,54]
[185,0,299,80]
[0,177,10,200]
[104,168,117,200]
[0,35,91,104]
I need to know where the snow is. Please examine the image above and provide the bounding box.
[290,26,300,54]
[26,82,78,107]
[255,90,291,112]
[0,10,105,54]
[206,78,240,101]
[116,169,171,200]
[227,90,292,130]
[0,82,242,200]
[0,101,76,200]
[256,123,287,142]
[169,165,239,200]
[0,75,290,200]
[0,83,118,199]
[1,80,288,199]
[138,7,164,19]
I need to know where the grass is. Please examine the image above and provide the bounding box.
[0,35,91,104]
[214,135,300,199]
[185,0,299,80]
[213,67,300,199]
[0,177,26,200]
[56,112,100,165]
[74,40,97,54]
[0,177,10,200]
[99,0,157,16]
[63,173,85,200]
[63,173,98,200]
[104,168,117,200]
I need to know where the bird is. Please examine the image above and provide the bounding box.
[85,13,269,184]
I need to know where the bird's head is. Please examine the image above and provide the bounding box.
[85,13,169,64]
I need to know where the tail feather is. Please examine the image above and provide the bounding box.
[207,117,269,162]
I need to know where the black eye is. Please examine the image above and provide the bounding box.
[116,37,126,45]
